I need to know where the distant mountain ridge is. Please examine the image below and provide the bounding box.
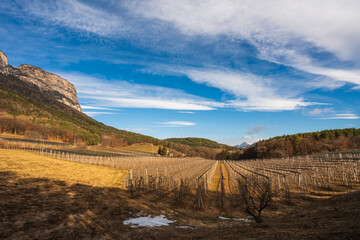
[166,137,236,150]
[235,142,250,148]
[0,50,81,112]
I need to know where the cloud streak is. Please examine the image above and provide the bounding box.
[81,105,114,110]
[157,121,196,127]
[133,0,360,88]
[319,114,360,120]
[83,111,116,117]
[64,68,319,112]
[177,67,317,111]
[59,72,221,111]
[17,0,125,36]
[307,108,334,116]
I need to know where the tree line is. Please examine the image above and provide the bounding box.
[218,128,360,160]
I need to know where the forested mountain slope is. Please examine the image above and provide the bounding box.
[237,128,360,159]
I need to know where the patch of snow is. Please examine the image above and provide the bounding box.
[218,216,254,223]
[124,215,175,228]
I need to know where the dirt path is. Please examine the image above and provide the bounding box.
[206,161,233,208]
[208,162,222,192]
[221,162,233,194]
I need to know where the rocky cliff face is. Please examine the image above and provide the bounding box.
[0,50,82,112]
[0,50,8,66]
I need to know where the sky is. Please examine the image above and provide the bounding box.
[1,0,360,145]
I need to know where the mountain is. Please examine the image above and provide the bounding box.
[0,50,162,146]
[236,128,360,159]
[0,50,233,159]
[235,142,250,148]
[165,137,236,150]
[0,50,81,112]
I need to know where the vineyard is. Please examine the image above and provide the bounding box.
[1,139,360,222]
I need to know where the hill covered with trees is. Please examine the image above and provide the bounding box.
[166,137,236,150]
[235,128,360,159]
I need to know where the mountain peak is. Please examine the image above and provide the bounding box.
[0,50,8,66]
[235,142,250,148]
[0,50,82,112]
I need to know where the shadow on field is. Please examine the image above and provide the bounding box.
[0,171,139,239]
[1,170,360,240]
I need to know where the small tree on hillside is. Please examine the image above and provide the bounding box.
[158,146,167,156]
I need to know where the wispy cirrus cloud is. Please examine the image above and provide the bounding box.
[305,108,359,120]
[59,72,221,111]
[307,108,334,116]
[319,113,360,120]
[161,66,318,111]
[83,111,116,117]
[178,111,195,114]
[157,121,196,127]
[65,68,319,112]
[81,105,114,110]
[134,0,360,59]
[132,0,360,88]
[14,0,126,36]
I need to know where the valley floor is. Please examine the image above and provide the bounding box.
[0,149,359,239]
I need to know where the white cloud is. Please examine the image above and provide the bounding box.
[134,0,360,60]
[19,0,125,36]
[307,108,333,116]
[83,111,115,117]
[133,0,360,87]
[16,1,360,88]
[306,108,359,120]
[86,96,215,110]
[59,72,220,111]
[125,127,152,133]
[320,113,360,120]
[81,105,113,110]
[64,68,319,112]
[181,68,316,111]
[157,121,196,127]
[178,111,195,114]
[14,0,360,112]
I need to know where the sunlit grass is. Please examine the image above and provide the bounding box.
[125,144,159,154]
[0,149,128,188]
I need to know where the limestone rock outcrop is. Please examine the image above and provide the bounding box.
[0,50,8,66]
[0,50,82,112]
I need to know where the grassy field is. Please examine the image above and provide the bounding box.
[0,149,128,188]
[125,143,159,154]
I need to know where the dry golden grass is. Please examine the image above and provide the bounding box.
[0,133,26,139]
[0,149,128,188]
[1,149,360,239]
[125,143,159,154]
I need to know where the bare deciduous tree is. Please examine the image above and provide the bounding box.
[237,176,272,223]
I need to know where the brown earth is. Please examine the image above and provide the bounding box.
[1,150,360,239]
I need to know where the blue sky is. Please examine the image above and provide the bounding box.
[1,0,360,145]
